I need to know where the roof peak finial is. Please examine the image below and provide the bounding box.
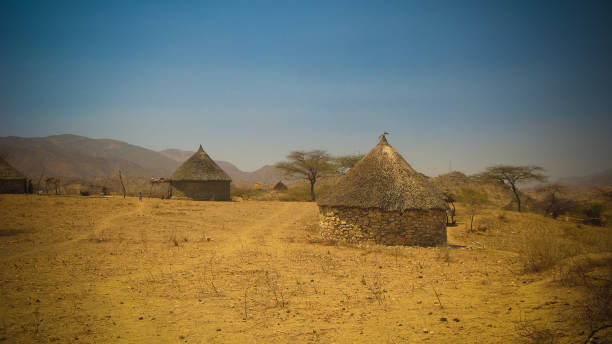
[378,131,389,145]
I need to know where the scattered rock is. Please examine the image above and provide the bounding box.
[440,317,447,322]
[423,329,429,334]
[35,299,40,303]
[417,275,423,279]
[216,328,221,332]
[138,316,143,320]
[417,300,422,304]
[453,318,460,322]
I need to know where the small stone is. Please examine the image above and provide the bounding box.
[138,316,143,320]
[35,299,40,303]
[453,318,460,322]
[216,328,221,332]
[417,275,423,279]
[423,329,429,333]
[440,317,447,322]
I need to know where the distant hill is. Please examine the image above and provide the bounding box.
[159,149,194,163]
[0,135,291,184]
[160,148,289,184]
[558,169,612,188]
[0,134,180,179]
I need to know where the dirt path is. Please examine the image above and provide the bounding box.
[82,201,316,342]
[1,200,146,263]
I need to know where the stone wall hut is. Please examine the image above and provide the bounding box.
[317,135,447,246]
[169,145,231,201]
[273,180,288,191]
[0,156,26,194]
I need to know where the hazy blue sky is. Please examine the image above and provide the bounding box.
[1,0,611,178]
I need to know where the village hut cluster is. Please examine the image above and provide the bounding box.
[317,135,447,246]
[1,136,447,246]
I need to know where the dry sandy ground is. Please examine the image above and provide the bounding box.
[0,195,609,343]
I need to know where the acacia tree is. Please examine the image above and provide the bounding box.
[333,154,364,174]
[275,150,335,201]
[478,165,547,212]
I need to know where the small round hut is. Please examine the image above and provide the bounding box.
[273,180,288,191]
[317,135,447,246]
[169,145,231,201]
[0,156,26,194]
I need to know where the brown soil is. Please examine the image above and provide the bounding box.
[0,195,609,343]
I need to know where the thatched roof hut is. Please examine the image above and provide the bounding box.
[318,135,446,211]
[169,145,231,201]
[0,156,26,194]
[273,180,288,191]
[317,135,447,246]
[171,145,231,182]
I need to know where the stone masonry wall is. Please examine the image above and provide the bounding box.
[170,181,230,201]
[319,206,447,246]
[0,179,26,194]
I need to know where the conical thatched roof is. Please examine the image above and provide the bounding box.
[318,136,446,211]
[273,180,288,191]
[170,145,231,181]
[0,156,25,179]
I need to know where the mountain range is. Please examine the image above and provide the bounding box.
[0,134,287,184]
[557,169,612,189]
[1,134,610,189]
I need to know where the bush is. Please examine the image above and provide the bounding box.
[582,202,605,226]
[519,226,581,273]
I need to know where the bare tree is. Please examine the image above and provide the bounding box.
[478,165,547,212]
[535,183,573,219]
[36,165,45,193]
[458,187,488,232]
[333,154,364,174]
[45,177,60,195]
[275,150,334,201]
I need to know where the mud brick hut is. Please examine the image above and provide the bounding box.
[273,180,288,191]
[169,145,231,201]
[0,156,26,194]
[317,135,447,246]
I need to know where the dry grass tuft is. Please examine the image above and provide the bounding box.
[514,318,562,344]
[518,225,580,273]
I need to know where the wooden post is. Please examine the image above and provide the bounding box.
[118,170,127,199]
